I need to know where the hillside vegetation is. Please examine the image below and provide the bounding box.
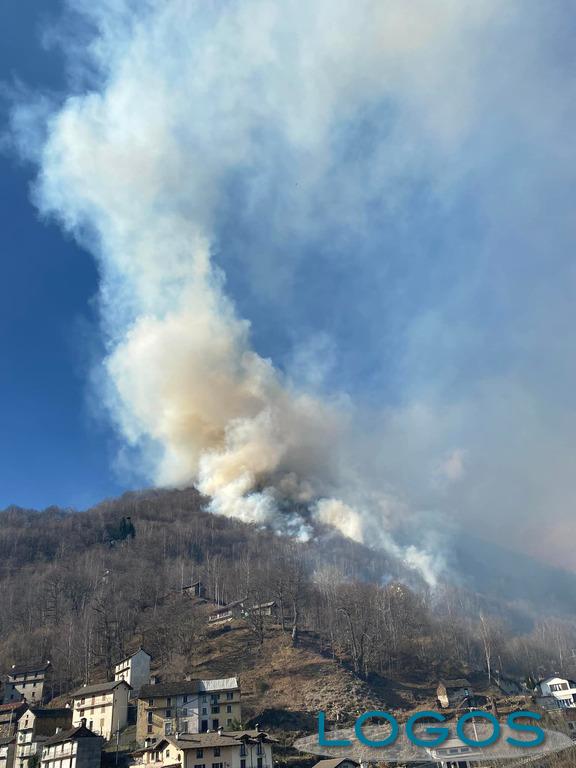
[1,488,576,716]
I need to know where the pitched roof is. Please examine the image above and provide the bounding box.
[139,681,201,698]
[71,680,131,697]
[27,708,71,720]
[8,661,50,676]
[114,647,152,666]
[439,678,471,689]
[0,736,15,747]
[312,760,360,768]
[0,702,26,714]
[43,723,101,746]
[172,733,244,749]
[144,730,274,752]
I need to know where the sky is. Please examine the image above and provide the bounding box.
[0,0,125,509]
[2,0,576,579]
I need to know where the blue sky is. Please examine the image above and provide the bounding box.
[0,0,125,509]
[2,0,576,573]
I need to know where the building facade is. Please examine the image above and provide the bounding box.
[3,663,52,705]
[536,677,576,708]
[134,729,274,768]
[114,649,152,698]
[15,707,72,768]
[40,720,102,768]
[137,679,241,746]
[70,681,130,742]
[0,736,15,768]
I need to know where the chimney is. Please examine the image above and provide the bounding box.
[55,728,62,735]
[81,718,87,728]
[254,724,259,733]
[185,674,192,682]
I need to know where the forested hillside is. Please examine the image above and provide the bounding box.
[1,488,576,710]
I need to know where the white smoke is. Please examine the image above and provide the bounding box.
[13,0,559,585]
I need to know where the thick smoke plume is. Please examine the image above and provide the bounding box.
[11,0,576,583]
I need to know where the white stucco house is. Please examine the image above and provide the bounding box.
[114,648,152,698]
[535,677,576,708]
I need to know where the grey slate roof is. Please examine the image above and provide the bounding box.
[28,708,72,719]
[438,678,471,689]
[8,661,50,676]
[43,723,101,746]
[71,680,131,697]
[312,760,360,768]
[142,730,274,753]
[139,681,201,698]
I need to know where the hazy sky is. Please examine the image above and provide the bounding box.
[2,1,576,576]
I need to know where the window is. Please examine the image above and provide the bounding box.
[257,743,263,756]
[165,724,172,736]
[201,721,208,733]
[147,712,153,724]
[181,709,188,717]
[212,720,219,730]
[167,698,172,706]
[147,726,153,734]
[226,706,232,714]
[148,699,153,707]
[211,706,220,714]
[241,760,246,768]
[213,748,220,757]
[202,708,207,715]
[257,758,262,768]
[226,693,233,701]
[201,696,207,703]
[240,745,246,757]
[211,695,219,703]
[196,750,203,759]
[183,696,188,704]
[166,750,170,757]
[182,722,188,733]
[166,710,172,718]
[212,763,223,768]
[194,764,205,768]
[227,719,232,726]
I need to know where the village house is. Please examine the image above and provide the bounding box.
[0,703,27,738]
[137,678,241,746]
[0,736,15,768]
[14,706,72,768]
[436,679,473,709]
[2,663,52,705]
[70,680,131,742]
[312,760,360,768]
[208,601,276,625]
[40,719,102,768]
[114,649,152,698]
[133,727,275,768]
[534,677,576,708]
